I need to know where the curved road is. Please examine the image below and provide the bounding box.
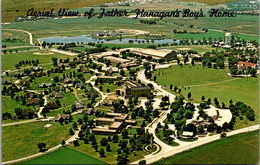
[131,65,259,164]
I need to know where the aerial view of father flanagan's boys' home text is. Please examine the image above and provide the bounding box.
[1,0,259,164]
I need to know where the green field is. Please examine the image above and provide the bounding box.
[20,148,107,164]
[2,120,78,161]
[154,65,259,128]
[1,50,74,72]
[2,30,31,47]
[153,130,259,164]
[2,14,258,42]
[69,135,148,164]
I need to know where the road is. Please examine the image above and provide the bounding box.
[132,64,259,164]
[131,124,259,164]
[50,49,78,56]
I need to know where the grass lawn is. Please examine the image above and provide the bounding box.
[153,65,259,128]
[98,83,122,94]
[1,91,39,120]
[2,30,31,47]
[153,130,259,164]
[1,50,74,72]
[155,129,179,146]
[19,148,107,164]
[2,120,77,162]
[69,135,148,164]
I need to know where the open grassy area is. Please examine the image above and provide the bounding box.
[69,134,148,164]
[2,30,31,47]
[1,50,74,72]
[153,65,259,128]
[2,120,78,161]
[20,148,107,164]
[153,130,259,164]
[155,129,179,146]
[1,91,39,123]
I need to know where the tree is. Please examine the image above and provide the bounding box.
[117,153,128,164]
[201,96,205,101]
[187,92,191,99]
[220,132,227,138]
[106,144,111,152]
[139,160,146,165]
[121,128,129,139]
[61,140,66,146]
[73,122,78,130]
[37,143,46,152]
[112,134,119,143]
[100,137,108,146]
[69,128,74,135]
[99,148,105,157]
[73,140,80,146]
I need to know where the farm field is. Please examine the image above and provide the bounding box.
[2,14,258,42]
[153,65,259,128]
[153,130,259,164]
[1,50,74,72]
[1,120,79,162]
[166,15,259,36]
[20,148,107,164]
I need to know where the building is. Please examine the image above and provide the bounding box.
[1,79,11,85]
[49,92,65,99]
[32,66,44,72]
[54,114,70,122]
[181,131,194,139]
[237,61,257,70]
[96,75,122,83]
[103,56,131,65]
[101,66,119,76]
[102,95,120,105]
[39,82,52,88]
[123,80,151,97]
[92,113,136,135]
[75,101,84,109]
[90,51,120,59]
[126,48,170,59]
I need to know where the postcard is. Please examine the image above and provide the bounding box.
[1,0,259,164]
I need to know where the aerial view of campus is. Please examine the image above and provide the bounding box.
[1,0,259,164]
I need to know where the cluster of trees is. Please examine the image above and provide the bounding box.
[14,107,37,119]
[167,96,195,136]
[97,57,111,66]
[14,59,40,69]
[201,51,225,69]
[85,47,107,55]
[131,100,159,124]
[140,20,156,25]
[57,43,76,50]
[230,101,255,121]
[42,101,62,114]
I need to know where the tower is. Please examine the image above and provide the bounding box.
[225,32,231,45]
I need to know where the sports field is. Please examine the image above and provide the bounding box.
[153,130,259,164]
[20,148,107,164]
[153,65,259,128]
